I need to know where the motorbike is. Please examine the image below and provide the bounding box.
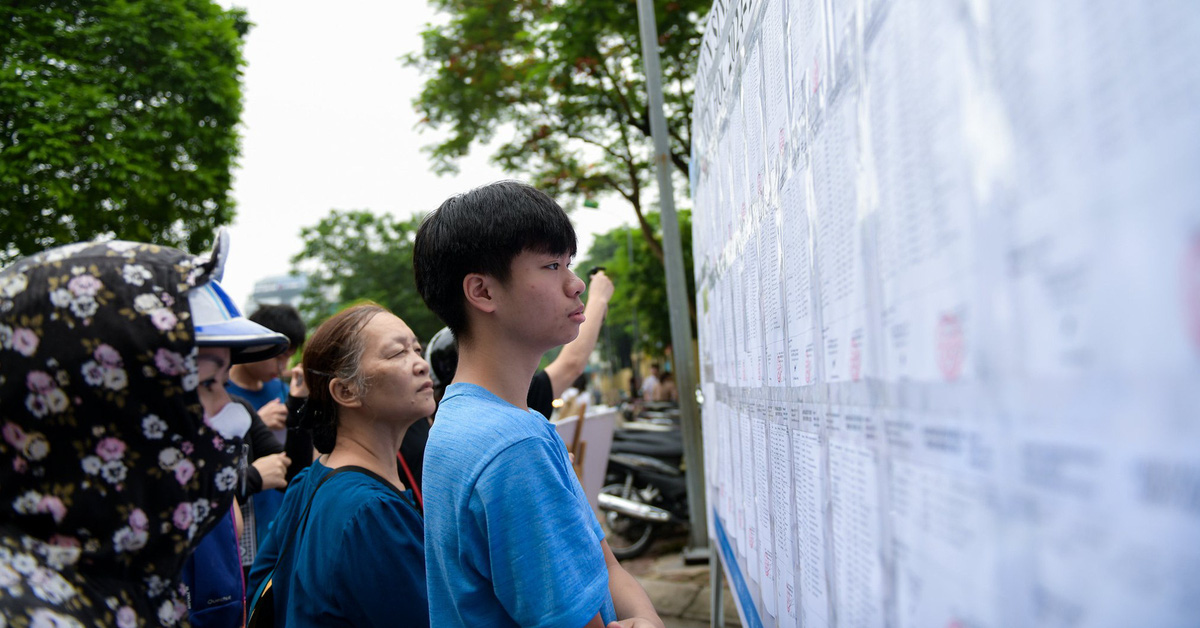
[598,412,690,560]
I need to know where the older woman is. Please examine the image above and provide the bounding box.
[248,303,434,627]
[0,235,287,627]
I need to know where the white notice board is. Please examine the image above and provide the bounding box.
[691,0,1200,626]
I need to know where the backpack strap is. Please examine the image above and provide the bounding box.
[247,466,362,626]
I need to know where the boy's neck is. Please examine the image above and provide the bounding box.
[453,335,543,410]
[227,365,264,392]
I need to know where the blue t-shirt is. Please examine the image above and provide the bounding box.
[227,377,288,442]
[226,377,288,411]
[248,460,428,628]
[424,383,616,628]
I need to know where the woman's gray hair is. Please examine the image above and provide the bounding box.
[300,303,388,453]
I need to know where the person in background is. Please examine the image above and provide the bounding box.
[227,304,312,480]
[652,371,677,403]
[0,234,281,627]
[639,364,661,401]
[558,373,591,419]
[225,304,312,577]
[248,303,433,627]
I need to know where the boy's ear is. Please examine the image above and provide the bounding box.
[329,378,362,408]
[462,273,499,315]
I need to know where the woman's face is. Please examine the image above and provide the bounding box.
[355,312,436,422]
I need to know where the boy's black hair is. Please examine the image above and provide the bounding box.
[248,304,306,350]
[414,181,577,339]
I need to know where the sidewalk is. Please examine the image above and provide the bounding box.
[621,537,743,628]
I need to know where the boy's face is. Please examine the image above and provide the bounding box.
[491,249,586,352]
[242,348,296,383]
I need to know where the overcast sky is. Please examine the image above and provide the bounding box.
[217,0,631,309]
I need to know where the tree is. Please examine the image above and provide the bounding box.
[577,210,694,363]
[290,210,443,344]
[406,0,707,263]
[0,1,250,264]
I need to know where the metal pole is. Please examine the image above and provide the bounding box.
[635,0,708,555]
[712,546,725,627]
[628,228,639,397]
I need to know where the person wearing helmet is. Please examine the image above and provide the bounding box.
[426,325,459,404]
[0,233,285,627]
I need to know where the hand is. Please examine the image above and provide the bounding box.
[288,364,309,398]
[259,399,288,431]
[587,271,615,304]
[252,453,291,491]
[232,498,243,537]
[607,619,663,628]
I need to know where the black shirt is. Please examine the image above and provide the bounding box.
[526,369,554,420]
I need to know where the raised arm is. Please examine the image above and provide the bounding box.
[544,271,615,397]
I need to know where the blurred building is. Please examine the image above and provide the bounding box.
[245,273,307,312]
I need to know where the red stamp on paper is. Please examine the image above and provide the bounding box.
[937,313,965,381]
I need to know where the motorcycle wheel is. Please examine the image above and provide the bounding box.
[599,483,656,560]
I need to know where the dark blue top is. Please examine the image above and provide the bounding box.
[248,459,428,627]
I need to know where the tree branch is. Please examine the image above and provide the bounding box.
[593,58,649,137]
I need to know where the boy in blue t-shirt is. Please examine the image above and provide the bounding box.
[414,181,663,628]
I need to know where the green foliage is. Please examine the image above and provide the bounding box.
[578,210,694,360]
[406,0,708,260]
[0,1,250,264]
[290,210,443,345]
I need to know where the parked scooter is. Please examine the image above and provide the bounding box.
[599,419,690,559]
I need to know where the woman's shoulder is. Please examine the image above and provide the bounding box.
[315,469,421,522]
